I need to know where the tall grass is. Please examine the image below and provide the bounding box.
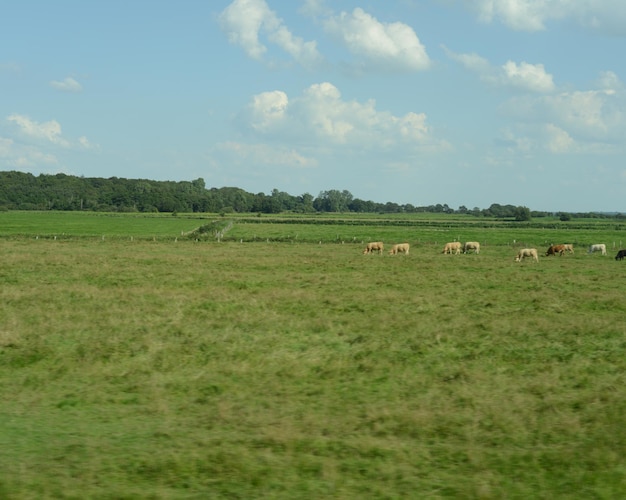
[1,235,625,498]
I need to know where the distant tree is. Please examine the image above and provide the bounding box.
[514,206,532,222]
[349,198,380,212]
[314,190,353,212]
[271,188,299,212]
[298,193,315,213]
[383,202,401,213]
[558,212,571,221]
[192,178,205,190]
[13,170,620,219]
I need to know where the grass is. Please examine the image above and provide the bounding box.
[0,211,207,239]
[1,213,626,498]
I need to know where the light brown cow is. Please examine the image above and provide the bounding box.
[442,242,462,254]
[563,244,574,254]
[546,244,567,256]
[463,241,480,254]
[363,241,384,254]
[515,248,539,262]
[389,243,410,255]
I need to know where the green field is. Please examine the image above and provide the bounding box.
[0,211,207,239]
[1,212,626,498]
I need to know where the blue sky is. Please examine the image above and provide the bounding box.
[1,0,625,212]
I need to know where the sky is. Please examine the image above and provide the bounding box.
[1,1,625,212]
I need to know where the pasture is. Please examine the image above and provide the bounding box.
[1,212,626,498]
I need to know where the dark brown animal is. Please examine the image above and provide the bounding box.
[615,249,626,261]
[546,244,566,256]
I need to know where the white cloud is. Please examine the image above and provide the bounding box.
[7,114,71,147]
[323,8,430,71]
[596,71,623,92]
[267,25,320,66]
[442,46,490,72]
[16,149,59,167]
[397,112,429,142]
[299,82,356,142]
[219,0,271,60]
[50,77,83,93]
[78,136,98,150]
[6,114,99,152]
[500,128,533,154]
[545,123,575,153]
[0,135,59,168]
[502,61,555,92]
[489,69,626,161]
[544,89,621,137]
[219,0,322,68]
[242,82,444,150]
[466,0,626,34]
[579,1,626,35]
[299,0,331,18]
[471,0,556,31]
[445,47,555,93]
[248,90,289,131]
[497,76,625,157]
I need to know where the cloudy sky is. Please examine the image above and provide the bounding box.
[1,0,625,212]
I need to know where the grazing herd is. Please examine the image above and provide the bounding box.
[362,240,626,262]
[362,241,411,255]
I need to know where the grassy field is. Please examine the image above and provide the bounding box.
[221,220,626,250]
[0,211,206,239]
[1,212,626,498]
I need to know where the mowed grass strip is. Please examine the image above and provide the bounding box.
[1,239,625,498]
[0,211,208,238]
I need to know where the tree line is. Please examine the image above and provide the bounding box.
[0,171,617,220]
